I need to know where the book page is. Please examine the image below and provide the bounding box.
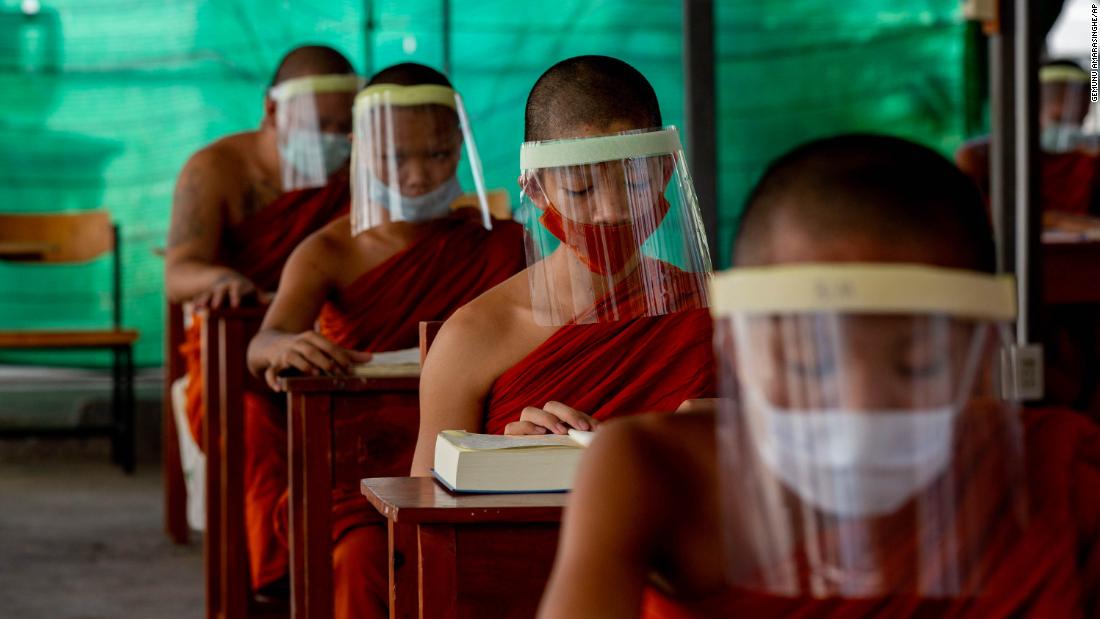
[350,347,421,377]
[441,430,582,451]
[365,348,420,365]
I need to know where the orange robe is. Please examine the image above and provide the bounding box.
[244,216,525,596]
[179,179,350,445]
[642,407,1100,618]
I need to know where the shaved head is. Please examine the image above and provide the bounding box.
[524,55,661,142]
[271,45,355,86]
[367,62,452,88]
[735,134,995,272]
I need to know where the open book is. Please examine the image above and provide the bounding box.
[432,429,596,493]
[350,347,420,378]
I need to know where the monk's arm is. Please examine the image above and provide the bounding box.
[165,150,254,305]
[538,422,663,619]
[411,309,497,476]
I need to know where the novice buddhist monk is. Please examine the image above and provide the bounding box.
[410,55,716,480]
[956,59,1099,215]
[539,134,1100,618]
[166,44,358,456]
[245,63,526,615]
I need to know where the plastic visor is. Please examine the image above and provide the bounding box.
[710,264,1028,598]
[350,83,491,234]
[1039,65,1096,154]
[269,74,362,191]
[518,126,712,325]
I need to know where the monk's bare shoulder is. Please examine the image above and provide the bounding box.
[427,268,542,393]
[593,411,717,491]
[167,135,255,250]
[587,412,725,594]
[282,215,353,285]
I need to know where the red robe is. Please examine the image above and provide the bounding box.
[642,407,1100,618]
[179,179,350,445]
[484,261,715,434]
[244,216,525,594]
[1041,152,1100,216]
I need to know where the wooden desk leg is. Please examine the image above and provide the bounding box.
[165,301,189,544]
[389,521,418,619]
[203,319,223,619]
[220,317,250,619]
[417,525,458,619]
[290,392,334,619]
[163,371,189,544]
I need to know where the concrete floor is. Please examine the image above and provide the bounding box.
[0,368,203,619]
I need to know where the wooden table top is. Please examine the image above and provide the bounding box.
[361,476,567,525]
[280,374,419,393]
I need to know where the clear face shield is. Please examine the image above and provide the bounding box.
[269,74,361,192]
[350,84,491,235]
[1039,65,1094,154]
[712,264,1027,599]
[518,127,712,325]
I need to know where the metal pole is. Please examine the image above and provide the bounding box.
[364,0,374,76]
[682,0,719,267]
[1014,0,1042,348]
[442,0,452,75]
[989,1,1015,275]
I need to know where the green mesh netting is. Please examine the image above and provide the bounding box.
[0,0,970,367]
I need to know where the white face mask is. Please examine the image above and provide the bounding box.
[279,129,351,178]
[367,170,462,223]
[746,387,958,518]
[1040,122,1085,153]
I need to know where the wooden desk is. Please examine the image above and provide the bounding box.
[1043,239,1100,305]
[361,477,567,619]
[281,375,419,619]
[0,241,54,261]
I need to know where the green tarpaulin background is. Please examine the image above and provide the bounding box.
[0,0,973,367]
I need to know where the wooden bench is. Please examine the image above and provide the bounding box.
[0,211,139,472]
[361,477,566,619]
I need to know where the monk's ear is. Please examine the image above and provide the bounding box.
[519,172,550,211]
[261,96,277,130]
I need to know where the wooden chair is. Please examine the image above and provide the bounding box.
[197,304,286,619]
[0,211,139,472]
[281,321,440,619]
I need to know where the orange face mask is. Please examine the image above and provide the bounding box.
[538,197,671,275]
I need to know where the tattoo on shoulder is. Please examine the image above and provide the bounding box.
[242,178,281,218]
[168,160,217,247]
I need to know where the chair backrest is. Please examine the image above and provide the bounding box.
[450,189,512,220]
[419,321,444,367]
[0,210,122,328]
[0,210,115,263]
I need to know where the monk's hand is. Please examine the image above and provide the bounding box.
[504,401,600,436]
[262,332,371,391]
[195,272,258,309]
